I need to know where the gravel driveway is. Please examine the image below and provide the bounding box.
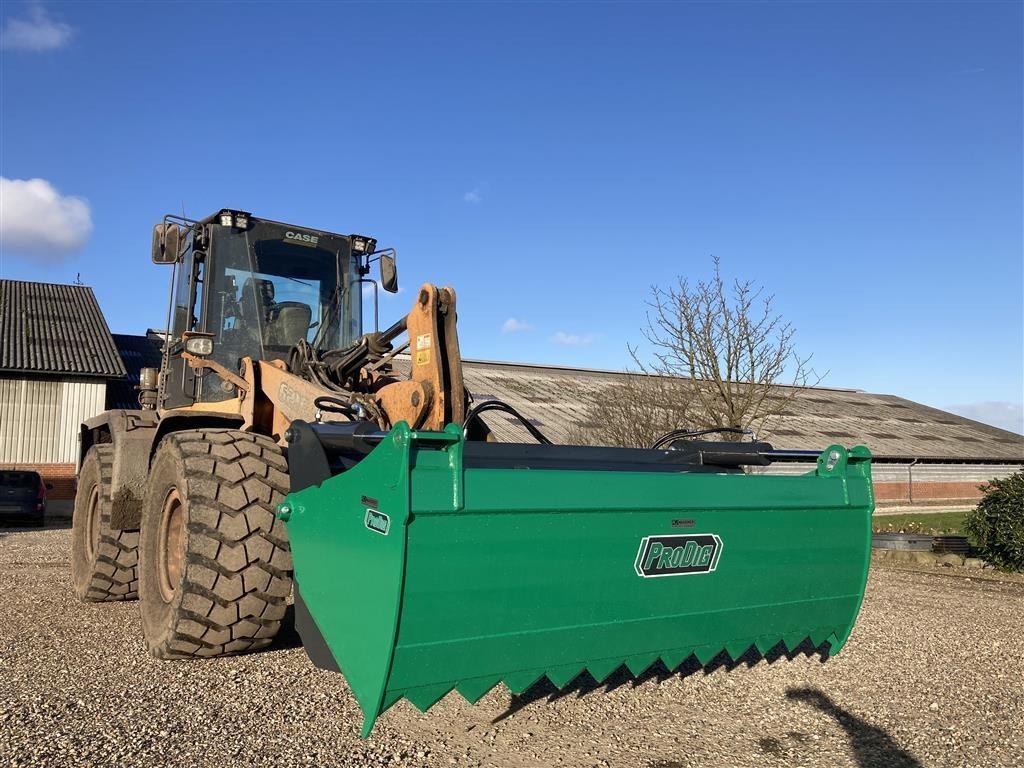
[1,525,1021,768]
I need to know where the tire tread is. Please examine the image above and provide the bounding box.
[147,429,292,658]
[78,444,140,601]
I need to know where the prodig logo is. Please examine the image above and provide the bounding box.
[634,534,723,578]
[364,508,390,535]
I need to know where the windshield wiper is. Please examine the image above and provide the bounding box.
[277,274,315,289]
[311,284,345,350]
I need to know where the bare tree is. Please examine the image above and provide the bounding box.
[628,257,822,439]
[569,374,694,449]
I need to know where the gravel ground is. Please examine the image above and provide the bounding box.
[1,525,1021,768]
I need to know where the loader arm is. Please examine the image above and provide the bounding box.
[402,285,465,429]
[178,283,466,439]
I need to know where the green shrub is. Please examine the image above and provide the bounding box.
[964,472,1024,571]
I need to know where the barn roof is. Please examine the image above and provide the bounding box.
[450,358,1024,462]
[0,280,126,378]
[97,334,1023,462]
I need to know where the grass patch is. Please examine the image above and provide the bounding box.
[872,511,967,535]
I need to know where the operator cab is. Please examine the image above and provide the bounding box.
[152,209,397,408]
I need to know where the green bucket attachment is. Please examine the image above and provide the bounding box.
[279,422,873,737]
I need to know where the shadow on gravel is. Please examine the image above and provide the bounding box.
[787,687,923,768]
[268,604,304,651]
[492,640,829,724]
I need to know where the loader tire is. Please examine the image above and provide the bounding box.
[139,429,293,659]
[71,444,140,601]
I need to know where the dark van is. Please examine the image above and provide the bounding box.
[0,470,50,527]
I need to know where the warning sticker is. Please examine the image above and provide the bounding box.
[416,333,433,350]
[415,350,431,366]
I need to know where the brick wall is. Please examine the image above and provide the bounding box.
[873,480,984,504]
[5,463,77,500]
[757,462,1016,507]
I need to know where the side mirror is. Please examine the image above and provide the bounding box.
[379,254,399,293]
[152,223,181,264]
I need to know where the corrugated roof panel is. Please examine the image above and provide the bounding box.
[454,358,1024,461]
[0,280,126,378]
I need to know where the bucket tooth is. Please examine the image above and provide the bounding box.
[809,629,830,648]
[831,628,855,655]
[822,632,842,656]
[546,665,586,689]
[694,645,720,666]
[455,677,501,705]
[504,670,546,695]
[381,690,403,712]
[586,659,624,684]
[660,648,694,672]
[405,683,455,712]
[783,633,807,654]
[755,636,780,656]
[725,641,752,662]
[624,653,660,677]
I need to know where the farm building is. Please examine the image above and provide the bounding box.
[0,280,127,500]
[438,358,1024,507]
[0,278,1021,509]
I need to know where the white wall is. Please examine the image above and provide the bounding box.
[0,377,107,463]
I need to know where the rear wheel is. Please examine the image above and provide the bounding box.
[71,444,140,601]
[139,429,293,658]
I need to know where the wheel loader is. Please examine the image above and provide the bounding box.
[72,208,875,737]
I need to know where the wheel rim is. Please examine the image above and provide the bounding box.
[157,488,185,603]
[85,484,101,560]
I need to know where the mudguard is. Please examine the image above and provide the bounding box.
[80,409,243,529]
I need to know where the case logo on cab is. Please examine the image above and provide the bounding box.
[285,231,319,246]
[634,534,722,577]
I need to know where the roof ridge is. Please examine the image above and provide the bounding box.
[456,355,862,394]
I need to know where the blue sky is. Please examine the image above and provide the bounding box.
[1,1,1021,432]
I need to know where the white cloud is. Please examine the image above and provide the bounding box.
[551,330,599,346]
[946,401,1024,435]
[0,177,92,258]
[1,4,73,51]
[463,188,482,204]
[501,317,533,333]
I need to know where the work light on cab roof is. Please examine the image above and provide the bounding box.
[217,209,250,229]
[350,234,377,255]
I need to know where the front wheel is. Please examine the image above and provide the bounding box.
[70,444,139,601]
[139,429,293,658]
